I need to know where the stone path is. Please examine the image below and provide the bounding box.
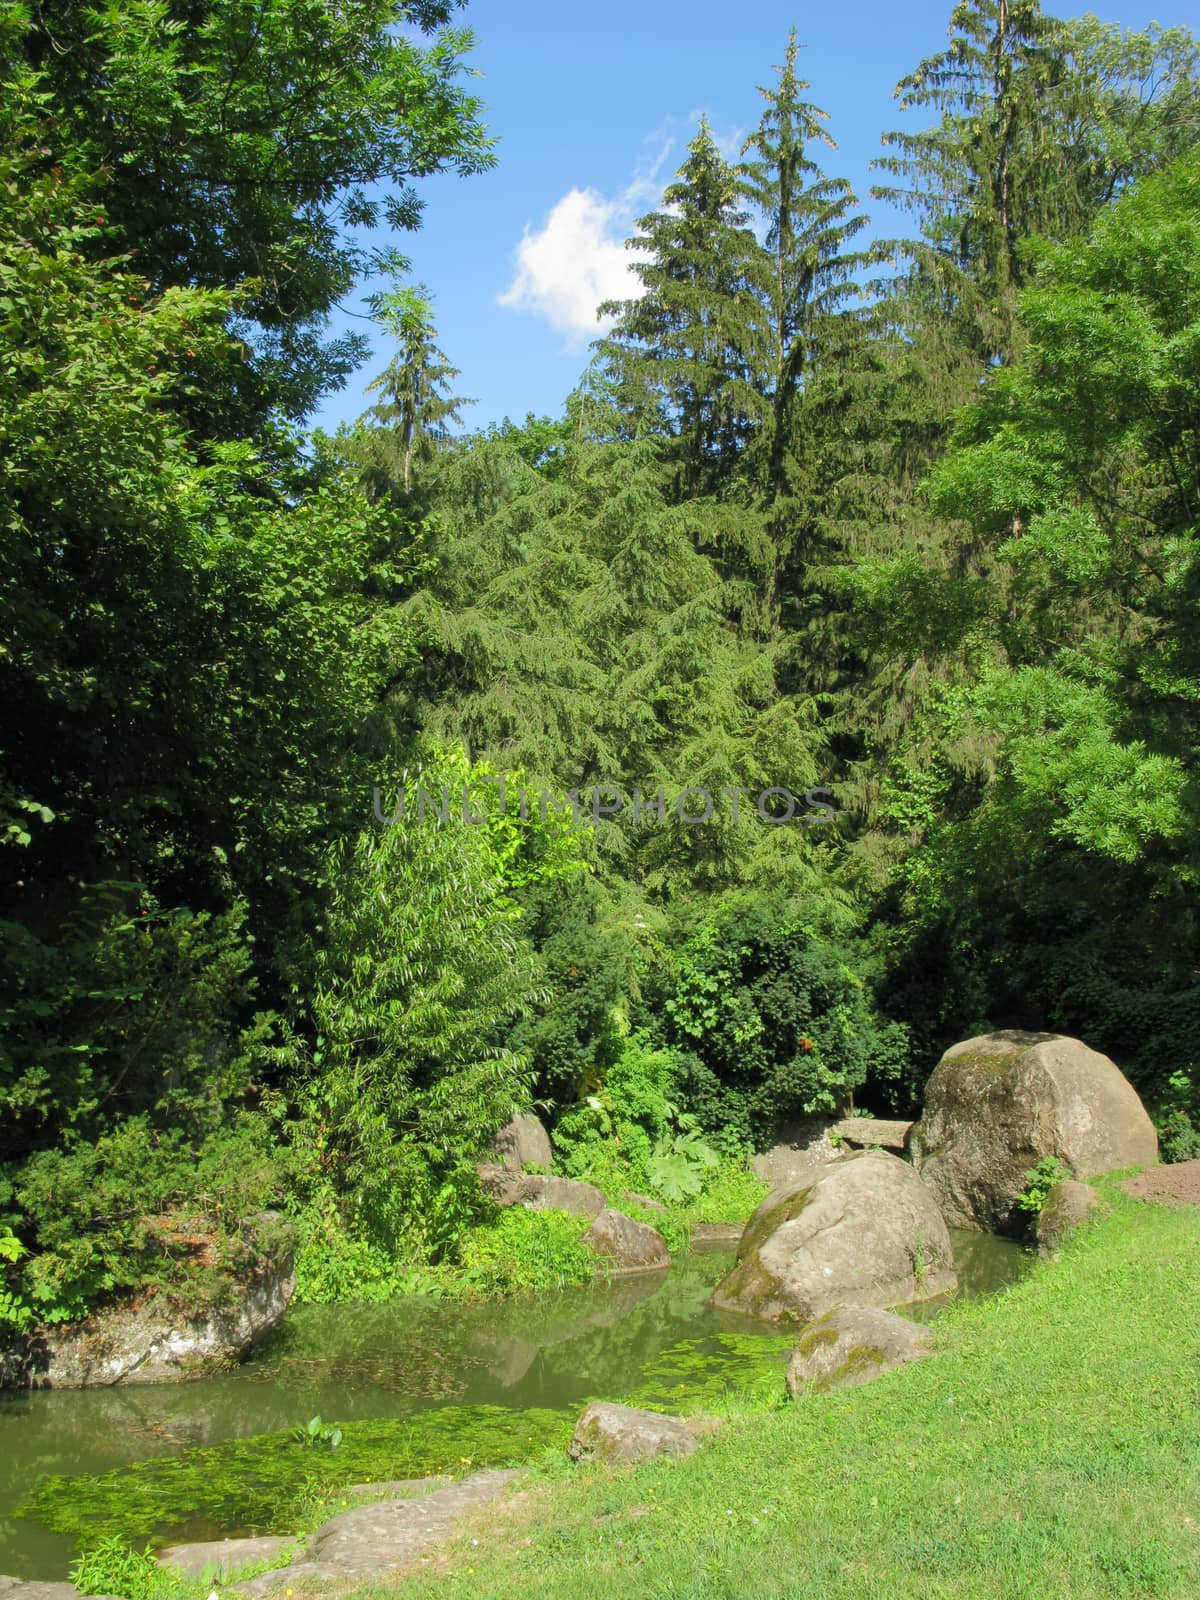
[1120,1157,1200,1206]
[219,1470,523,1595]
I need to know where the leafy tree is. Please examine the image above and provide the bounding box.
[873,152,1200,1097]
[1,0,496,423]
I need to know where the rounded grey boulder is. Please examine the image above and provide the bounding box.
[583,1208,670,1273]
[913,1030,1157,1234]
[709,1149,956,1325]
[486,1113,553,1173]
[568,1402,698,1464]
[786,1305,934,1395]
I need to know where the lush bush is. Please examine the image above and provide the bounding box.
[645,892,911,1147]
[456,1207,596,1297]
[0,890,272,1163]
[1,1114,291,1329]
[553,1034,682,1192]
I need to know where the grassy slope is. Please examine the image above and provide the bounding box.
[354,1191,1200,1600]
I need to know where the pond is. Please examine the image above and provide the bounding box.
[0,1231,1027,1581]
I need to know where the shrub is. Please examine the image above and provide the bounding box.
[456,1207,596,1297]
[645,892,911,1147]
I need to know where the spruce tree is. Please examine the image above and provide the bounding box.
[360,287,470,496]
[597,122,761,502]
[737,30,868,621]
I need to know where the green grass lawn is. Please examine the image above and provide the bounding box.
[351,1189,1200,1600]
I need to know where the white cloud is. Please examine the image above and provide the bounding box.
[498,179,655,348]
[498,121,743,348]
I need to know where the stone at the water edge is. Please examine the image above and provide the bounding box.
[486,1112,553,1173]
[786,1305,934,1395]
[229,1471,523,1595]
[709,1149,957,1325]
[1036,1179,1106,1258]
[568,1401,699,1464]
[583,1207,670,1273]
[0,1212,296,1389]
[912,1031,1158,1234]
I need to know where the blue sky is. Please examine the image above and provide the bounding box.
[310,0,1191,435]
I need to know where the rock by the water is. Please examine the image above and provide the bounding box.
[913,1031,1158,1234]
[583,1208,670,1273]
[568,1402,698,1464]
[786,1305,934,1395]
[158,1535,297,1580]
[1036,1179,1106,1257]
[477,1167,606,1218]
[0,1213,295,1390]
[709,1150,956,1325]
[486,1113,553,1173]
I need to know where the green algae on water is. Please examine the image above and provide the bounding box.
[18,1405,576,1550]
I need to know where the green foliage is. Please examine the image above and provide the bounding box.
[4,1114,291,1325]
[456,1208,597,1298]
[1152,1072,1200,1165]
[647,893,911,1142]
[1017,1157,1071,1216]
[282,741,586,1260]
[292,1416,343,1451]
[70,1535,162,1600]
[2,0,497,424]
[24,1408,577,1551]
[645,1127,722,1204]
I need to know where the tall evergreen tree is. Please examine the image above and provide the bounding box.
[358,287,470,497]
[597,122,761,502]
[738,30,868,621]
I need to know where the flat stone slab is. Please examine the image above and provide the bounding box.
[0,1583,117,1600]
[231,1469,522,1595]
[832,1118,914,1150]
[690,1222,744,1247]
[158,1535,297,1579]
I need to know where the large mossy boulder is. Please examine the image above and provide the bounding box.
[913,1030,1158,1234]
[786,1305,934,1396]
[709,1150,956,1325]
[0,1213,296,1390]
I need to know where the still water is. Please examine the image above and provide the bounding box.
[0,1232,1026,1579]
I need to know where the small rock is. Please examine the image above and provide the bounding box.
[621,1190,669,1214]
[689,1222,744,1248]
[477,1169,606,1217]
[568,1402,698,1464]
[522,1175,607,1218]
[583,1208,670,1273]
[786,1305,934,1396]
[1036,1179,1106,1257]
[486,1114,553,1173]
